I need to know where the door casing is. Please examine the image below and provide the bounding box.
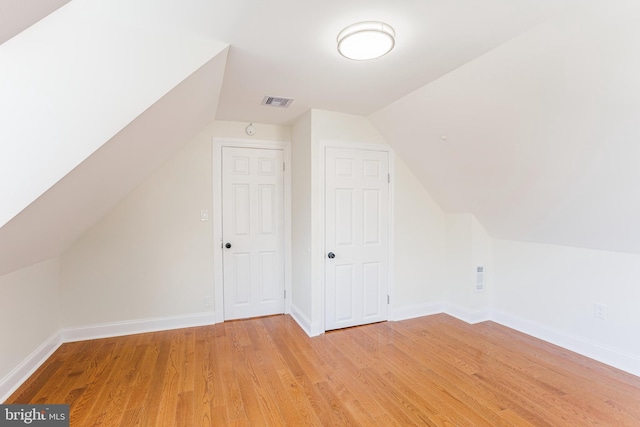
[213,137,291,322]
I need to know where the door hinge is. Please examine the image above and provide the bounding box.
[387,295,390,304]
[283,162,286,171]
[387,173,390,183]
[284,290,287,299]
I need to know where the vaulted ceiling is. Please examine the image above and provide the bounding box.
[1,0,638,276]
[370,0,640,253]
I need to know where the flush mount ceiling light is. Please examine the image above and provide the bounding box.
[337,21,395,61]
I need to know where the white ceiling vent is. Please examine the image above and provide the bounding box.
[261,96,294,108]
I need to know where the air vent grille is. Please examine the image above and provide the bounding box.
[261,96,294,108]
[475,266,485,292]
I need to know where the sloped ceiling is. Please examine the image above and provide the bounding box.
[54,0,575,125]
[0,0,228,228]
[2,0,638,276]
[0,0,70,44]
[213,0,577,125]
[0,52,228,275]
[0,0,228,275]
[370,0,640,253]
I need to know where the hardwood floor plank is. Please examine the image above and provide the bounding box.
[27,340,93,405]
[118,407,142,427]
[5,314,640,426]
[388,318,572,426]
[123,341,159,412]
[215,323,246,423]
[349,326,493,425]
[134,331,172,427]
[193,327,216,426]
[155,330,188,426]
[175,390,194,427]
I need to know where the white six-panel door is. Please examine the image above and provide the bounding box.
[222,147,285,320]
[325,147,390,331]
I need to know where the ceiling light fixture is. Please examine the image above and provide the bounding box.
[337,21,395,61]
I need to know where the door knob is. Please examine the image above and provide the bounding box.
[225,243,232,249]
[327,252,335,259]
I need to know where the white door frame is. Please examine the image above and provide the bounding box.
[213,137,292,322]
[318,139,395,332]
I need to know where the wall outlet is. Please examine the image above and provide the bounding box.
[594,303,607,320]
[200,209,209,221]
[204,295,213,307]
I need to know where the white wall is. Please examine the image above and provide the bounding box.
[6,108,639,396]
[2,112,639,392]
[0,259,60,388]
[493,239,640,375]
[59,121,290,328]
[445,214,493,319]
[289,109,448,332]
[290,112,313,321]
[393,158,446,310]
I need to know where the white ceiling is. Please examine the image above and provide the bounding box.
[24,0,572,126]
[3,0,640,260]
[212,0,578,125]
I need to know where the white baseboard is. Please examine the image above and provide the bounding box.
[0,332,62,403]
[62,311,217,343]
[391,302,444,321]
[2,311,218,402]
[290,304,323,337]
[490,310,640,378]
[444,303,492,324]
[391,302,490,324]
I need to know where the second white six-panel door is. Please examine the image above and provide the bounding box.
[222,147,285,320]
[325,147,390,331]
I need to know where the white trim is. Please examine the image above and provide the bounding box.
[0,332,62,403]
[1,312,215,402]
[387,149,396,322]
[61,312,217,343]
[290,303,323,337]
[318,139,395,333]
[490,310,640,378]
[212,137,292,322]
[391,302,444,321]
[443,303,492,324]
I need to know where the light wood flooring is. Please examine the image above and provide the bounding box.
[6,314,640,426]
